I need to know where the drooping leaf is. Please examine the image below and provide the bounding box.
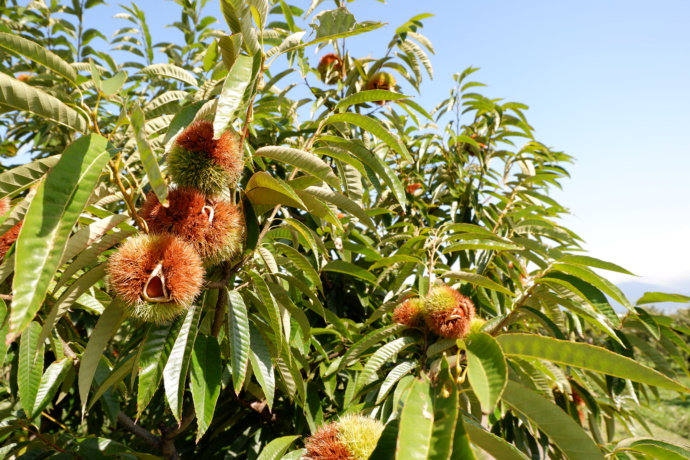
[441,271,515,296]
[255,146,340,189]
[10,134,110,341]
[78,300,128,413]
[636,292,690,306]
[497,334,689,392]
[0,156,60,200]
[324,113,412,162]
[256,435,299,460]
[213,54,254,134]
[163,302,201,423]
[336,90,409,109]
[0,32,77,83]
[137,63,198,87]
[18,322,43,416]
[322,260,377,284]
[30,358,73,420]
[249,323,275,409]
[396,379,434,458]
[190,335,221,442]
[463,332,507,414]
[130,103,167,206]
[0,73,88,132]
[614,437,690,460]
[227,290,250,394]
[137,320,182,416]
[501,380,605,460]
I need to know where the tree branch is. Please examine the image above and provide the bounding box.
[116,412,161,449]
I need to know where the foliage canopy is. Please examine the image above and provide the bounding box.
[0,1,689,459]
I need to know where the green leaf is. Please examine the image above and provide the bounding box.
[497,334,689,392]
[636,292,690,305]
[557,255,636,276]
[162,100,205,149]
[336,90,409,109]
[101,71,127,97]
[441,271,515,296]
[0,156,60,200]
[249,323,275,409]
[255,146,340,189]
[550,263,632,310]
[463,417,530,460]
[303,185,376,230]
[501,380,605,460]
[30,358,73,420]
[463,332,507,414]
[163,302,201,423]
[314,7,355,39]
[324,113,412,162]
[322,260,377,284]
[319,137,406,210]
[0,33,77,83]
[357,336,416,393]
[614,437,690,460]
[130,103,167,206]
[248,272,284,354]
[137,321,182,416]
[137,63,198,87]
[191,335,221,442]
[256,435,299,460]
[339,324,406,371]
[10,134,110,341]
[369,255,423,271]
[213,54,254,135]
[0,73,88,132]
[376,361,416,404]
[18,322,44,416]
[87,354,135,411]
[78,300,128,413]
[431,358,476,460]
[396,379,434,458]
[227,290,250,394]
[245,171,307,210]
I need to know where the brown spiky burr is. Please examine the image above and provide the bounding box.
[140,187,244,265]
[393,297,425,328]
[167,120,243,196]
[317,53,343,85]
[0,221,22,260]
[304,423,354,460]
[107,234,204,323]
[424,285,476,339]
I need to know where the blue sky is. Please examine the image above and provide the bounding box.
[15,0,690,301]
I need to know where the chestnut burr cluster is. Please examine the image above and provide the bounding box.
[107,120,245,323]
[393,285,477,339]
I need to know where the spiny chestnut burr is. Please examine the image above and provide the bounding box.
[304,414,384,460]
[107,234,204,323]
[0,221,22,260]
[393,297,425,328]
[167,120,243,196]
[140,187,244,265]
[317,53,343,85]
[424,285,476,339]
[366,72,397,105]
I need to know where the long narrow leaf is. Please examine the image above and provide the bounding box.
[10,134,110,341]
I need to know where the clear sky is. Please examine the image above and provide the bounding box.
[13,0,690,301]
